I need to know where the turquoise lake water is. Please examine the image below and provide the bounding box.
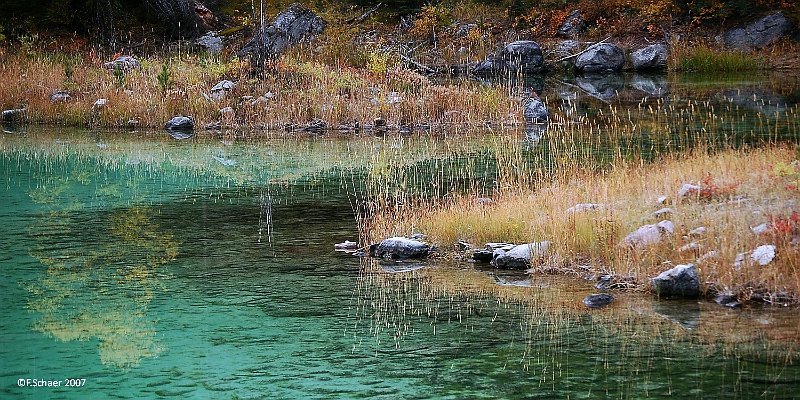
[3,72,800,399]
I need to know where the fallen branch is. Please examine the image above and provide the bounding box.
[555,36,612,62]
[347,2,382,24]
[397,52,436,74]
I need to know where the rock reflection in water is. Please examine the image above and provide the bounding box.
[576,73,625,101]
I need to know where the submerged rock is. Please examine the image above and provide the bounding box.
[371,237,431,260]
[575,43,624,72]
[722,12,791,51]
[631,43,668,70]
[165,116,195,131]
[583,293,614,308]
[492,241,550,269]
[715,291,741,308]
[652,264,700,298]
[621,220,675,248]
[335,240,358,251]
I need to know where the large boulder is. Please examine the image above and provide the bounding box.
[237,3,326,70]
[651,264,700,298]
[196,31,224,54]
[621,220,675,249]
[473,40,545,74]
[523,96,548,123]
[557,10,584,38]
[575,43,624,73]
[631,43,668,70]
[722,12,792,51]
[371,237,431,260]
[492,241,550,269]
[165,116,195,131]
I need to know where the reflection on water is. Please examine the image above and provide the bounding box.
[23,161,178,368]
[1,71,800,398]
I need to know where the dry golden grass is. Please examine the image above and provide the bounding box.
[366,145,800,301]
[0,45,522,131]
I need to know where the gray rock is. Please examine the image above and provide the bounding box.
[751,244,776,266]
[556,40,579,57]
[733,252,747,270]
[50,90,71,103]
[631,43,668,70]
[372,237,431,260]
[238,3,326,70]
[165,116,194,131]
[210,80,235,100]
[454,23,477,39]
[474,40,545,74]
[652,264,700,298]
[688,227,707,237]
[697,250,719,265]
[678,183,701,198]
[196,31,223,54]
[621,220,674,248]
[653,207,674,218]
[2,108,27,121]
[715,291,741,308]
[473,249,494,263]
[103,55,140,71]
[558,10,584,38]
[492,241,550,269]
[722,12,792,51]
[575,43,624,72]
[751,223,770,235]
[583,293,614,308]
[92,98,108,109]
[523,96,548,123]
[219,106,235,116]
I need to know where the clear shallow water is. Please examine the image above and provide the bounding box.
[3,74,800,399]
